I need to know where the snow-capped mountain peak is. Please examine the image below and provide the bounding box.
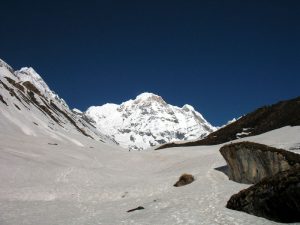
[15,67,69,108]
[16,67,51,96]
[1,58,216,151]
[135,92,165,102]
[0,58,115,146]
[0,59,14,74]
[72,108,83,114]
[16,67,48,92]
[136,92,157,99]
[85,92,216,150]
[182,104,195,111]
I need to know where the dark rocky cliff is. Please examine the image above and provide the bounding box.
[227,166,300,223]
[219,141,300,184]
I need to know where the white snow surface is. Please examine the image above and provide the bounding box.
[72,108,83,114]
[1,123,300,225]
[85,93,216,150]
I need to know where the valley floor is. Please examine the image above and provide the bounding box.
[1,126,300,225]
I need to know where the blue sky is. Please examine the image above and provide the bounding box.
[1,0,300,126]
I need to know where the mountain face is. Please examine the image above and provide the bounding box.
[157,96,300,150]
[0,59,114,146]
[84,93,216,150]
[0,58,215,150]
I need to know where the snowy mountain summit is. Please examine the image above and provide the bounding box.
[0,59,114,146]
[0,58,215,151]
[85,92,216,150]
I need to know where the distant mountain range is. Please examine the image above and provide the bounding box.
[0,58,216,150]
[1,58,299,151]
[81,92,216,150]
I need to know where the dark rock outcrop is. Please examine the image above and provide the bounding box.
[156,96,300,150]
[219,142,300,184]
[174,173,195,187]
[127,206,145,212]
[0,94,8,106]
[227,167,300,223]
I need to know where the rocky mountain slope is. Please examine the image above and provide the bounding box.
[0,59,114,146]
[84,93,216,150]
[157,96,300,150]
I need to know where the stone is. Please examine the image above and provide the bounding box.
[127,206,145,212]
[219,141,300,184]
[174,173,195,187]
[227,166,300,223]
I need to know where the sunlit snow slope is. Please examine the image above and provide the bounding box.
[0,59,115,146]
[1,121,299,225]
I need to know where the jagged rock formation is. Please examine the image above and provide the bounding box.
[156,96,300,150]
[219,142,300,184]
[0,58,114,145]
[84,93,216,150]
[227,166,300,223]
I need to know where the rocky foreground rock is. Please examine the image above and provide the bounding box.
[227,166,300,223]
[219,141,300,184]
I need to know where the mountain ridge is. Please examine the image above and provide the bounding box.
[156,96,300,150]
[0,58,115,147]
[84,92,216,150]
[0,58,216,150]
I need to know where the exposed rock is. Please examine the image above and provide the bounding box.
[127,206,145,212]
[22,81,42,96]
[48,143,58,146]
[219,141,300,184]
[14,103,21,110]
[174,173,195,187]
[227,166,300,223]
[0,94,8,106]
[156,96,300,150]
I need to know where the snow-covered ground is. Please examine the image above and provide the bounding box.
[0,126,300,225]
